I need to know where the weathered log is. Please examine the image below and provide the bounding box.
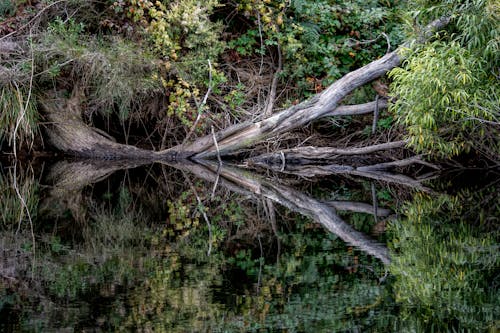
[39,17,450,163]
[180,17,450,159]
[184,51,401,159]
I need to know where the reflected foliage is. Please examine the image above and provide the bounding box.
[390,183,499,331]
[0,162,498,332]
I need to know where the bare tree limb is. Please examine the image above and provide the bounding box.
[248,140,407,164]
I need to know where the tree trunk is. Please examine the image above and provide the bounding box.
[41,90,183,161]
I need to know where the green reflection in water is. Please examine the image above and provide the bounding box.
[0,162,498,332]
[390,186,499,331]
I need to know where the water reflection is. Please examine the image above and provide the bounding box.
[0,159,498,331]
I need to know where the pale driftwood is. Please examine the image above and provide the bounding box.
[325,201,392,217]
[248,140,406,164]
[184,51,402,159]
[321,98,388,117]
[38,17,450,163]
[180,17,450,159]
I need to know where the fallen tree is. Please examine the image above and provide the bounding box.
[37,16,450,168]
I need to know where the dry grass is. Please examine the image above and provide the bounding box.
[0,83,38,151]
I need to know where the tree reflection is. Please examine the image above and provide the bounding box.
[0,160,497,331]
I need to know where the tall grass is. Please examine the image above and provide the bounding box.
[0,83,38,151]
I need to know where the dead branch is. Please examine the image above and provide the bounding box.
[184,50,402,159]
[321,99,388,118]
[248,140,407,163]
[325,200,392,217]
[179,17,450,159]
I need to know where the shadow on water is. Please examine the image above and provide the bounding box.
[0,158,498,332]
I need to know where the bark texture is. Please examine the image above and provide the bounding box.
[41,90,182,161]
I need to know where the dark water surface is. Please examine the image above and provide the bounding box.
[0,159,498,332]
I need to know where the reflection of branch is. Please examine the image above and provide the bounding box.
[248,153,434,192]
[12,163,35,277]
[325,200,392,217]
[177,160,391,265]
[45,159,392,264]
[182,172,213,257]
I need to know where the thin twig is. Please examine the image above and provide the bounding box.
[280,151,286,172]
[211,163,221,200]
[182,172,213,256]
[12,163,35,278]
[346,32,391,54]
[256,12,265,76]
[371,95,380,135]
[212,126,223,166]
[12,30,35,158]
[381,32,391,53]
[263,43,282,117]
[257,234,263,291]
[371,182,378,224]
[182,60,213,145]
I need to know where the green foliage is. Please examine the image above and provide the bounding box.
[228,29,260,56]
[390,42,495,156]
[0,0,16,19]
[390,0,500,158]
[390,191,499,330]
[47,16,85,43]
[224,83,247,110]
[108,0,226,127]
[231,0,404,94]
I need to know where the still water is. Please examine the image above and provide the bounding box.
[0,159,498,332]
